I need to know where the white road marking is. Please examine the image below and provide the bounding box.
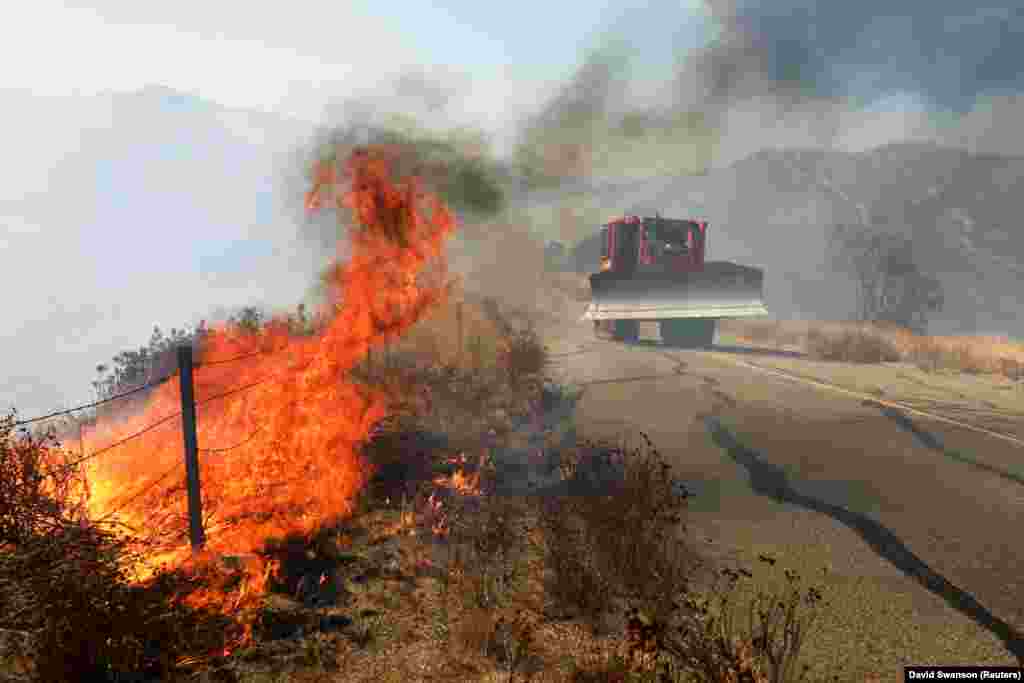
[699,352,1024,449]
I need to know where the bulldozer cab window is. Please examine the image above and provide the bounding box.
[645,222,690,255]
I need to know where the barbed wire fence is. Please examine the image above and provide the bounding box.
[5,341,294,553]
[5,300,482,555]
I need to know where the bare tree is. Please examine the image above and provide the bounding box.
[811,167,944,333]
[829,223,943,333]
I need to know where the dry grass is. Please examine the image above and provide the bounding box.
[720,319,1024,379]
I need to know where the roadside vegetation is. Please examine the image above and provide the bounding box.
[0,286,887,683]
[719,319,1024,381]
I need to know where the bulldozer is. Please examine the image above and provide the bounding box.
[583,215,768,346]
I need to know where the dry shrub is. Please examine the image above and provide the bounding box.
[805,325,902,363]
[500,326,549,390]
[357,290,547,397]
[536,494,607,622]
[723,319,1024,379]
[352,292,549,466]
[663,560,826,683]
[392,290,506,371]
[564,558,826,682]
[902,334,1021,376]
[998,356,1024,382]
[537,433,696,627]
[532,430,830,683]
[435,495,538,675]
[447,496,528,611]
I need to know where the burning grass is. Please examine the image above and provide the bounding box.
[719,319,1024,380]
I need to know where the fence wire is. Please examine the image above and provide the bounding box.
[195,343,288,369]
[11,342,290,428]
[97,461,184,523]
[12,373,176,428]
[64,411,183,469]
[7,340,317,549]
[199,425,265,453]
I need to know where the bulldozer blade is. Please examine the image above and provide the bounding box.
[582,262,768,321]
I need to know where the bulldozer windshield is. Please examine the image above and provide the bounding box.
[644,221,690,255]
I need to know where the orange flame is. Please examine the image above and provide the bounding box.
[82,145,456,632]
[432,451,486,496]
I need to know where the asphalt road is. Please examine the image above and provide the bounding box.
[543,318,1024,673]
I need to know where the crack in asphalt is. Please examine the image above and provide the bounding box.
[864,400,1024,488]
[702,415,1024,664]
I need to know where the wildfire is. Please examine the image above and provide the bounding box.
[80,144,457,642]
[432,451,487,496]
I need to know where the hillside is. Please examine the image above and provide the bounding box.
[550,142,1023,337]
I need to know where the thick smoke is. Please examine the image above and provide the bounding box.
[511,1,1023,335]
[279,71,543,319]
[514,0,1024,174]
[692,0,1021,111]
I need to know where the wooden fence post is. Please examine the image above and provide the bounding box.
[456,301,464,365]
[177,345,206,551]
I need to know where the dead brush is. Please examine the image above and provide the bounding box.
[805,326,901,363]
[446,495,528,611]
[439,497,537,678]
[660,558,827,683]
[500,325,549,391]
[538,432,827,683]
[999,357,1024,383]
[536,433,696,628]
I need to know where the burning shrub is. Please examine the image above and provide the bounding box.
[0,413,236,682]
[0,418,87,552]
[75,143,459,615]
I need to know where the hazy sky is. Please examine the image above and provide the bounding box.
[0,1,708,419]
[2,1,706,124]
[2,1,1022,419]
